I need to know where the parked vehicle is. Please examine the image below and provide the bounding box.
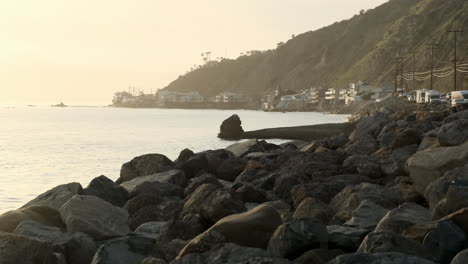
[416,89,427,104]
[424,90,442,104]
[450,90,468,107]
[407,91,416,102]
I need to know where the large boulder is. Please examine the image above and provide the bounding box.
[424,165,468,210]
[159,218,205,242]
[391,128,423,149]
[180,183,222,219]
[437,119,468,147]
[120,169,186,193]
[178,204,282,258]
[432,185,468,220]
[84,175,128,207]
[117,154,174,184]
[22,182,83,210]
[218,114,244,140]
[293,197,333,224]
[374,203,431,235]
[452,249,468,264]
[127,197,182,230]
[183,174,221,197]
[422,220,467,264]
[344,200,389,230]
[0,205,64,232]
[268,218,328,260]
[408,142,468,195]
[14,220,96,264]
[91,235,164,264]
[173,243,291,264]
[0,232,63,264]
[129,181,183,199]
[215,157,247,182]
[60,195,130,240]
[199,188,246,226]
[327,225,369,251]
[225,139,267,158]
[328,252,436,264]
[349,112,390,142]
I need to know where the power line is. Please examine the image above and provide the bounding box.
[448,29,464,91]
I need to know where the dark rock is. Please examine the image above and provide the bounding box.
[343,155,382,179]
[424,165,468,210]
[117,154,175,184]
[134,221,167,236]
[418,136,439,152]
[128,197,182,230]
[129,181,183,199]
[377,122,397,149]
[391,128,422,149]
[438,119,468,147]
[422,220,467,264]
[178,204,282,258]
[235,183,268,203]
[84,175,128,207]
[374,203,431,235]
[174,243,291,264]
[273,173,300,201]
[379,144,418,177]
[215,157,247,182]
[0,232,62,264]
[120,170,187,193]
[293,197,333,224]
[293,248,344,264]
[327,225,369,251]
[60,195,130,240]
[344,200,389,230]
[141,258,167,264]
[388,176,424,204]
[183,174,221,197]
[175,149,194,164]
[204,149,236,173]
[443,110,468,124]
[22,182,83,210]
[345,134,379,155]
[443,207,468,234]
[175,153,209,179]
[225,139,268,158]
[433,185,468,219]
[180,183,222,219]
[349,112,390,142]
[357,231,436,261]
[199,188,246,226]
[14,220,97,264]
[0,205,65,232]
[91,235,164,264]
[268,217,327,260]
[328,252,436,264]
[218,114,244,140]
[451,249,468,264]
[159,218,205,242]
[245,152,279,160]
[125,194,160,215]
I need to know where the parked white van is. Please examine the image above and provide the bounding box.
[450,90,468,107]
[424,90,442,104]
[416,89,427,104]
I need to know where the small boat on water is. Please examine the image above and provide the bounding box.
[51,102,67,107]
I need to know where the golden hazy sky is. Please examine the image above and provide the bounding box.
[0,0,388,105]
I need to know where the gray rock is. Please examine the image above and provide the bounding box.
[349,112,390,142]
[129,181,183,199]
[374,203,431,235]
[422,220,467,264]
[120,169,186,193]
[60,195,130,240]
[425,165,468,210]
[327,225,369,251]
[183,173,221,197]
[22,182,83,210]
[293,197,333,224]
[438,119,468,147]
[215,157,247,182]
[91,235,164,264]
[293,248,344,264]
[245,152,279,160]
[0,205,64,232]
[343,155,382,179]
[117,153,175,184]
[345,134,379,155]
[226,139,265,158]
[358,231,435,261]
[328,252,436,264]
[408,142,468,195]
[159,218,205,242]
[173,243,291,264]
[175,148,194,164]
[141,258,167,264]
[0,232,61,264]
[451,249,468,264]
[235,183,268,204]
[14,220,97,264]
[344,200,389,230]
[134,222,167,236]
[180,183,222,218]
[268,218,328,260]
[84,175,128,207]
[128,197,182,230]
[199,188,246,226]
[433,185,468,219]
[391,128,422,149]
[178,204,282,258]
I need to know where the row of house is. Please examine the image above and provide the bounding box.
[157,91,248,104]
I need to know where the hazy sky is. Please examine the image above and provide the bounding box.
[0,0,388,105]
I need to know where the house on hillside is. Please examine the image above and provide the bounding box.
[158,91,204,103]
[214,92,248,103]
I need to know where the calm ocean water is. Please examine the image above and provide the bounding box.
[0,106,349,213]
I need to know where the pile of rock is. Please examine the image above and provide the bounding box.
[1,108,468,264]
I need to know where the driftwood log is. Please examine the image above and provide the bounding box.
[218,114,357,141]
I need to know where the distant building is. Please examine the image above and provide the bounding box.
[158,91,204,103]
[325,88,346,104]
[214,92,248,103]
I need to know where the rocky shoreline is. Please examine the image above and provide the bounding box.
[1,98,468,264]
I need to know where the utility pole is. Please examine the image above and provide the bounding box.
[426,44,439,91]
[394,56,404,95]
[448,29,464,91]
[408,51,417,91]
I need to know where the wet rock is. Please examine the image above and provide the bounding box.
[60,195,130,240]
[0,232,61,264]
[293,197,333,224]
[91,235,164,264]
[293,248,344,264]
[22,182,83,210]
[408,142,468,195]
[375,203,431,235]
[268,218,328,260]
[178,204,282,257]
[0,205,64,232]
[327,225,369,251]
[245,152,279,160]
[218,114,244,140]
[344,200,389,230]
[117,154,175,184]
[174,243,291,264]
[215,157,247,182]
[14,220,97,264]
[358,232,435,261]
[120,169,186,193]
[328,252,436,264]
[438,119,468,147]
[84,175,128,207]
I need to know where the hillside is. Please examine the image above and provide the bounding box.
[162,0,468,98]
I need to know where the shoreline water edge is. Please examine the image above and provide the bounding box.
[1,97,468,263]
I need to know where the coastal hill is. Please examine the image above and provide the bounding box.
[162,0,468,98]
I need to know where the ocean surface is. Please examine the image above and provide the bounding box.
[0,106,349,213]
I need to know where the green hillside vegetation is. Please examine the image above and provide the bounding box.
[163,0,468,98]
